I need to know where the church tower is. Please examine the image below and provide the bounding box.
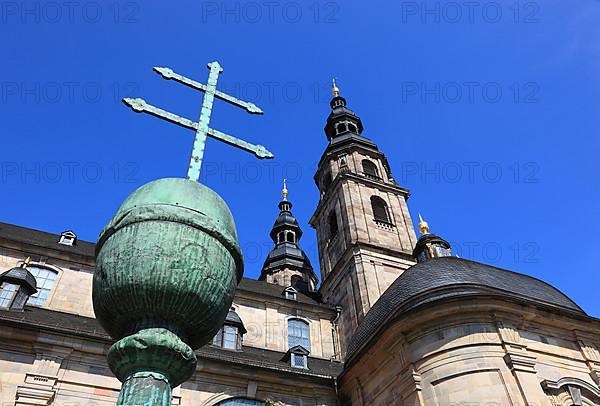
[259,181,318,293]
[309,82,417,354]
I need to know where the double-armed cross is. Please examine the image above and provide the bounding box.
[123,61,274,182]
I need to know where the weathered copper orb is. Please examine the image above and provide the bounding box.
[93,178,243,350]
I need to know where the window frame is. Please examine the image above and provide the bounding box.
[328,211,339,240]
[287,318,310,351]
[370,196,393,225]
[212,324,242,351]
[26,265,59,307]
[362,159,380,179]
[215,398,265,406]
[284,287,297,301]
[291,352,308,369]
[0,282,19,309]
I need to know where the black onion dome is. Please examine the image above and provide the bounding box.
[345,257,585,365]
[260,194,317,286]
[413,233,451,255]
[262,244,313,272]
[323,92,378,154]
[0,267,37,295]
[269,200,302,241]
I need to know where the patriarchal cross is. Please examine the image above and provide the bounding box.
[123,61,274,182]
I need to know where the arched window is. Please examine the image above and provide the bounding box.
[362,159,379,179]
[216,398,264,406]
[288,319,310,350]
[328,212,338,239]
[291,275,302,289]
[371,196,391,224]
[27,266,58,306]
[348,123,358,133]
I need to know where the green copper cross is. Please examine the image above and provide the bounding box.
[123,61,274,182]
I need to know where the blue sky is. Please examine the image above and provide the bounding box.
[1,1,598,315]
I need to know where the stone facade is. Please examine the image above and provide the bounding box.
[0,230,341,405]
[340,299,600,406]
[0,88,598,406]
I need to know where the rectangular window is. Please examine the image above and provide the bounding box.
[291,353,307,369]
[223,325,238,350]
[212,328,223,346]
[0,282,18,309]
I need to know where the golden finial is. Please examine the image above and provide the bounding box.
[418,214,430,235]
[282,178,288,200]
[332,78,340,97]
[20,257,31,268]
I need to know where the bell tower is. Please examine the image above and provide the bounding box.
[309,82,417,354]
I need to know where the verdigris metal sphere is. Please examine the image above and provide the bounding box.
[93,177,243,365]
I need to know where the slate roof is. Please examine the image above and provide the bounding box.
[345,256,586,365]
[261,243,314,273]
[237,277,326,307]
[0,221,329,308]
[0,306,342,379]
[0,221,95,258]
[0,267,38,294]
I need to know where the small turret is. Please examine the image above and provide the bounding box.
[413,215,452,263]
[260,180,318,292]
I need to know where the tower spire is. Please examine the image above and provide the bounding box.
[332,78,340,97]
[282,178,288,201]
[260,185,317,292]
[418,214,430,235]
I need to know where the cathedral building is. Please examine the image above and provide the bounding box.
[0,85,599,406]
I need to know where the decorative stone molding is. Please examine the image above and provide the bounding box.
[15,373,57,405]
[497,322,523,347]
[574,333,600,384]
[541,377,600,406]
[503,352,537,373]
[23,373,57,387]
[495,320,537,374]
[397,364,422,395]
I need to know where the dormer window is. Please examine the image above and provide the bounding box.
[58,230,77,246]
[0,283,20,309]
[283,345,310,370]
[284,287,297,301]
[212,308,246,351]
[0,260,38,311]
[291,352,308,369]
